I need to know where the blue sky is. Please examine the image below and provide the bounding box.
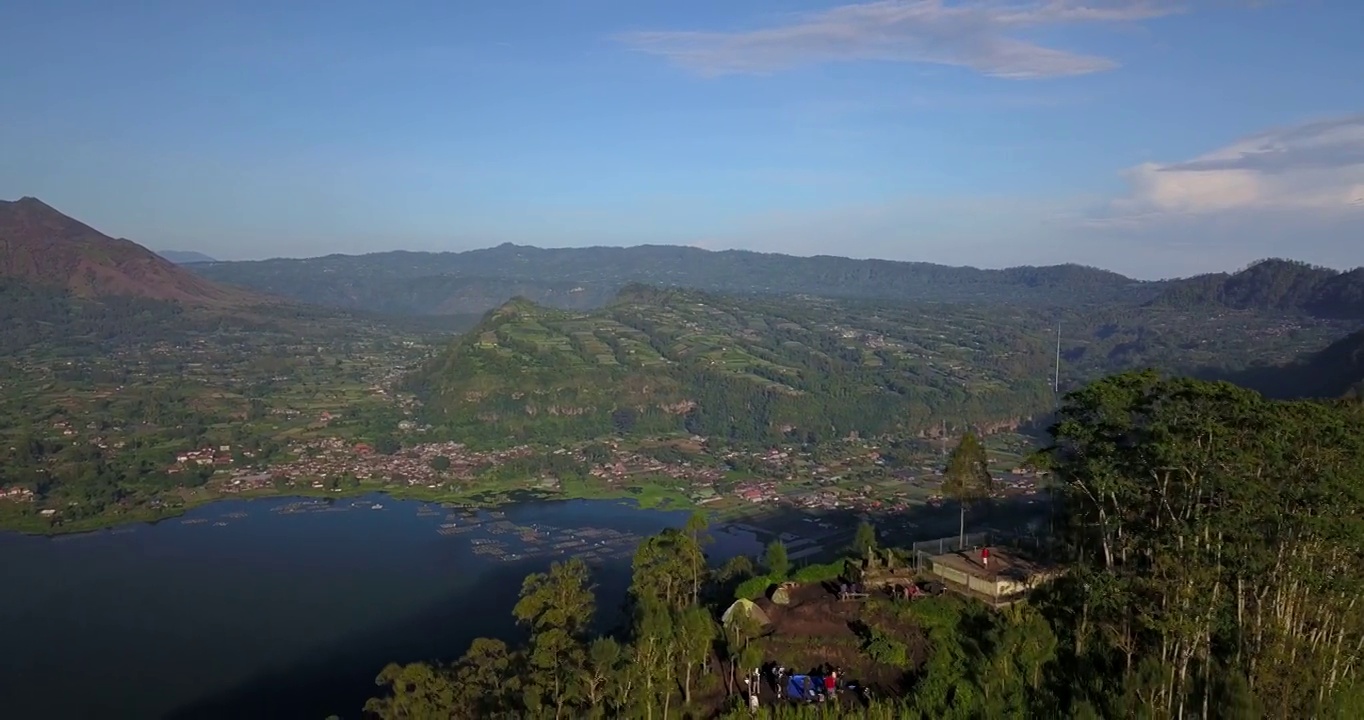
[2,0,1361,278]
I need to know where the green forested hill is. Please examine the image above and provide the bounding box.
[405,286,1352,446]
[1151,258,1364,319]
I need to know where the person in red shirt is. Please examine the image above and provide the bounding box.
[825,671,836,697]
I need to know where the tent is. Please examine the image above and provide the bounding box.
[722,598,771,628]
[785,674,812,700]
[770,583,792,605]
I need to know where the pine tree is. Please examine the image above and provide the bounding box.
[943,431,992,545]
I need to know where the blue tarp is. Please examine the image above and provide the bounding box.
[785,674,810,700]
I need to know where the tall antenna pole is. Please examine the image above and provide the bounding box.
[1053,323,1061,394]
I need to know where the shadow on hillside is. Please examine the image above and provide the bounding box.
[1189,326,1364,400]
[162,496,1053,720]
[714,494,1056,565]
[1192,362,1344,400]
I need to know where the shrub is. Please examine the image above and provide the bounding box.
[734,574,775,600]
[790,560,846,583]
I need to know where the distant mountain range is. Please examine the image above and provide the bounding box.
[156,250,218,264]
[192,245,1364,321]
[190,243,1165,316]
[2,195,1360,401]
[0,197,254,306]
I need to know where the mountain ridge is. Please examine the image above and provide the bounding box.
[156,250,218,264]
[1150,258,1364,319]
[191,243,1163,316]
[0,197,256,306]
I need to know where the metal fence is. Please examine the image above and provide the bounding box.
[911,531,990,569]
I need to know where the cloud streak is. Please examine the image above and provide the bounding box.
[1101,114,1364,221]
[617,0,1182,79]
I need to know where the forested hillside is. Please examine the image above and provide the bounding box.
[1225,326,1364,399]
[1151,258,1364,319]
[364,372,1364,719]
[405,286,1351,447]
[191,243,1158,316]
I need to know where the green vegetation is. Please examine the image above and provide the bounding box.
[1152,258,1364,319]
[0,276,440,532]
[942,432,992,544]
[362,372,1364,719]
[406,286,1351,448]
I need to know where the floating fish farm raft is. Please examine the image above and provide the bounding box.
[428,510,644,564]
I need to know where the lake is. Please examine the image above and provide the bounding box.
[0,495,766,720]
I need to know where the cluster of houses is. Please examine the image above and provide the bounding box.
[586,454,727,485]
[169,445,237,472]
[260,438,538,489]
[734,480,784,503]
[0,486,35,503]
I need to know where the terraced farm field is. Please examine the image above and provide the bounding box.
[407,285,1353,447]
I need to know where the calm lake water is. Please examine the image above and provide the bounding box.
[0,495,766,720]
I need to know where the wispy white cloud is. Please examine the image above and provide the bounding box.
[1060,114,1364,276]
[617,0,1182,79]
[1097,114,1364,222]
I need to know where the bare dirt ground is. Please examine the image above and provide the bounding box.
[687,582,933,717]
[752,582,928,702]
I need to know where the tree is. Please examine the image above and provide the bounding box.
[683,511,711,605]
[852,520,878,558]
[673,605,716,706]
[452,638,519,717]
[943,431,992,545]
[631,529,698,612]
[514,558,596,719]
[375,436,401,455]
[429,455,451,472]
[611,407,637,435]
[579,637,624,718]
[632,600,678,720]
[1041,371,1364,718]
[764,539,788,579]
[363,662,457,719]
